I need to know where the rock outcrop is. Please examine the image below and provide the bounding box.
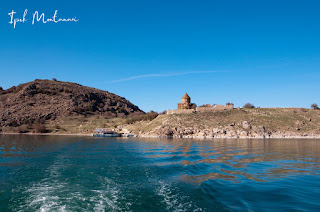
[0,79,143,127]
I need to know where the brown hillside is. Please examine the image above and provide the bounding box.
[0,79,143,127]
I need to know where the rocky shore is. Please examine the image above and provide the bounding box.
[135,132,320,139]
[134,122,320,139]
[125,108,320,139]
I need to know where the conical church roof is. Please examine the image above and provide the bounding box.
[182,93,190,99]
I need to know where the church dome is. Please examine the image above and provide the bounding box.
[182,93,190,99]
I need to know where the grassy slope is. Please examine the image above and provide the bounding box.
[125,108,320,136]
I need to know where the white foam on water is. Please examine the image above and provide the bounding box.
[157,180,203,212]
[16,154,131,212]
[91,189,118,211]
[90,176,131,212]
[13,156,87,212]
[19,183,69,211]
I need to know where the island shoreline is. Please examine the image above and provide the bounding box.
[1,132,320,139]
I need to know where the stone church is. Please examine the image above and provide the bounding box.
[177,93,196,109]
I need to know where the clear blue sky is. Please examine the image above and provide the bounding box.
[1,0,319,112]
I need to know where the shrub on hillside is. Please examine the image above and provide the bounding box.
[145,111,158,120]
[74,106,84,113]
[16,125,29,133]
[243,103,255,109]
[125,111,158,124]
[8,119,19,127]
[33,122,47,133]
[160,110,167,115]
[311,104,319,109]
[199,104,211,107]
[103,111,117,119]
[54,124,61,129]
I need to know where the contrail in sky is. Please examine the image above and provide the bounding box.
[110,70,227,83]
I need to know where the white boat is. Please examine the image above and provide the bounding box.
[93,128,121,137]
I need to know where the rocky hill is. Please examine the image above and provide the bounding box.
[0,79,143,129]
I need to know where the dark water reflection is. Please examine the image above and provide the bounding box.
[0,135,320,211]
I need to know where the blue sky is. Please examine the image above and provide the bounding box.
[1,0,319,112]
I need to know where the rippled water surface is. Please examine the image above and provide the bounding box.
[0,135,320,211]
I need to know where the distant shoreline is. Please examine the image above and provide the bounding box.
[1,132,320,139]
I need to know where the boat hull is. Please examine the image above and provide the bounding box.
[93,134,120,137]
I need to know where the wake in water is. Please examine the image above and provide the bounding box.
[12,155,131,212]
[13,151,205,211]
[90,176,131,212]
[157,180,203,212]
[13,155,79,211]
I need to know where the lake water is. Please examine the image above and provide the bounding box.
[0,135,319,211]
